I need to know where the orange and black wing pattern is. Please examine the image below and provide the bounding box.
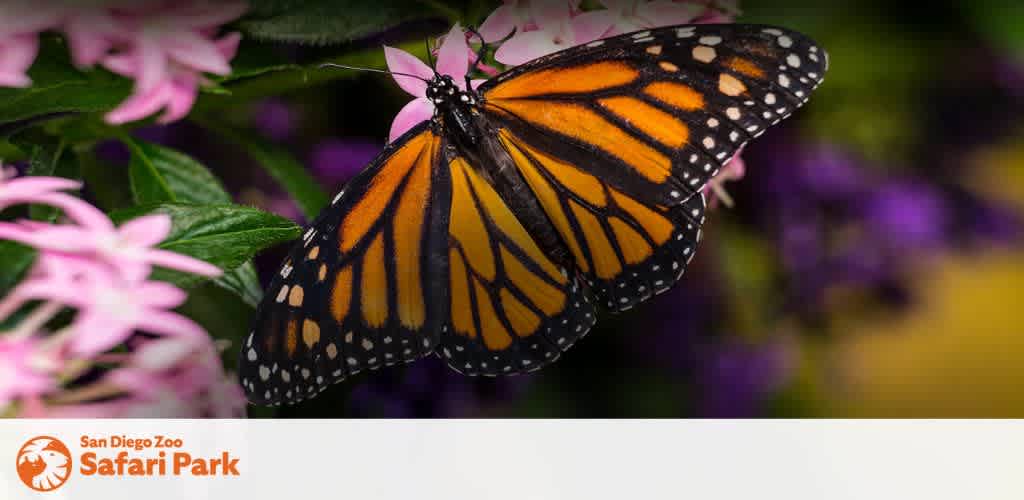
[440,149,596,375]
[240,123,448,406]
[498,129,706,311]
[479,24,825,310]
[480,24,827,209]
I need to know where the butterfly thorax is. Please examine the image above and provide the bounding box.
[426,75,482,146]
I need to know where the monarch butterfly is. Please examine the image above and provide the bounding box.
[239,23,827,406]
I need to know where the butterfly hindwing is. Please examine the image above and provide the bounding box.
[480,24,827,208]
[497,128,706,311]
[439,149,597,375]
[240,124,448,405]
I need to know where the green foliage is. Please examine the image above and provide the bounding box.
[108,203,301,290]
[238,0,455,45]
[124,139,233,205]
[0,241,35,296]
[197,119,329,219]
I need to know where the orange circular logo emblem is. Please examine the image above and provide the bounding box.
[16,436,72,492]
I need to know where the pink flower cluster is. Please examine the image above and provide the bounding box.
[0,0,247,125]
[384,0,745,202]
[0,165,244,417]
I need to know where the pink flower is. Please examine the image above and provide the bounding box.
[599,0,705,36]
[0,337,56,408]
[0,213,221,282]
[102,1,247,124]
[61,9,122,67]
[9,265,206,356]
[705,152,746,208]
[0,167,109,226]
[494,4,615,65]
[384,23,475,142]
[0,34,38,88]
[0,2,115,86]
[478,0,582,43]
[106,336,246,417]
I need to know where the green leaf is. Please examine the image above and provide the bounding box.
[125,138,176,205]
[237,0,452,45]
[216,261,264,307]
[0,37,131,126]
[195,119,328,219]
[23,139,79,222]
[77,149,132,212]
[0,241,35,296]
[124,138,233,205]
[109,203,301,290]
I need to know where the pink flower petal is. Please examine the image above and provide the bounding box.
[530,1,573,29]
[144,248,222,278]
[132,337,202,372]
[0,34,39,88]
[135,311,208,340]
[215,32,241,60]
[388,98,434,143]
[478,5,516,42]
[0,176,80,197]
[117,214,172,247]
[638,1,704,26]
[134,37,168,92]
[101,53,137,77]
[136,280,189,308]
[158,77,199,123]
[69,312,135,356]
[105,81,173,124]
[384,45,433,98]
[63,13,119,67]
[165,31,232,75]
[570,9,617,44]
[495,30,560,65]
[31,193,114,230]
[436,23,470,84]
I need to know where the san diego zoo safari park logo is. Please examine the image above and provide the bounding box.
[15,434,241,492]
[16,436,72,492]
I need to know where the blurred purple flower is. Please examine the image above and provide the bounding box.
[309,138,381,185]
[794,144,867,200]
[863,182,950,251]
[253,98,297,141]
[695,338,793,417]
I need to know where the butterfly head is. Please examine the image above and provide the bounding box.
[425,74,478,111]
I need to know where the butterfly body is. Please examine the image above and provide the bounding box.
[240,24,828,406]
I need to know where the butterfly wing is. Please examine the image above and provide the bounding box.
[440,149,596,375]
[240,123,448,405]
[479,24,826,310]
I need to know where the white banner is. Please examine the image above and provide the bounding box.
[1,420,1021,499]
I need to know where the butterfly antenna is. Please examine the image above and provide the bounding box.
[318,63,430,82]
[466,25,488,72]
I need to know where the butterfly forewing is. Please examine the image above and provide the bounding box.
[480,24,827,207]
[240,124,448,405]
[479,24,824,311]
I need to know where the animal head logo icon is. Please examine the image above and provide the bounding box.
[16,436,72,492]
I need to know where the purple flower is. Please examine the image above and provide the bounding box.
[253,98,297,141]
[309,138,382,185]
[863,182,950,251]
[695,338,793,417]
